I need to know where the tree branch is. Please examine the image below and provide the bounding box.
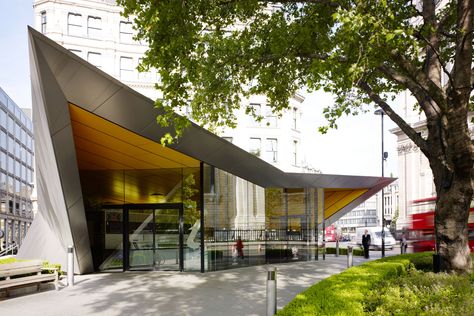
[392,51,448,112]
[422,0,442,88]
[417,33,455,89]
[471,67,474,88]
[378,64,431,104]
[451,0,473,98]
[358,80,430,155]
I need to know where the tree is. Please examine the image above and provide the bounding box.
[118,0,474,273]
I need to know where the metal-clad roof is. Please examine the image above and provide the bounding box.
[28,26,395,191]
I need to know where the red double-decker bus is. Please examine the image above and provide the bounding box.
[409,197,474,252]
[325,224,337,242]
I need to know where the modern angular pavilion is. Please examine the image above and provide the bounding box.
[18,28,395,274]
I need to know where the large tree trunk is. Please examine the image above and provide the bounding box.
[434,174,473,273]
[429,102,473,273]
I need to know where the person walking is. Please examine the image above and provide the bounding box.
[401,232,408,254]
[362,229,371,259]
[235,236,244,260]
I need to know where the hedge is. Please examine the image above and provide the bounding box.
[277,253,433,316]
[0,257,19,265]
[325,247,364,256]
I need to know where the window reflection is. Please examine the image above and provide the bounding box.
[203,164,320,272]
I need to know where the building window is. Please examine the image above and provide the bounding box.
[0,109,6,127]
[40,11,47,33]
[292,108,298,130]
[0,131,6,149]
[87,52,102,68]
[292,140,298,165]
[265,105,277,127]
[266,138,278,162]
[248,103,261,127]
[87,16,102,39]
[68,13,82,36]
[119,21,134,43]
[138,58,153,82]
[68,49,82,59]
[249,138,261,157]
[120,57,135,81]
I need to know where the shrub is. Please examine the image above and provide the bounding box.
[364,269,474,315]
[277,256,412,315]
[0,257,18,264]
[42,261,63,276]
[405,251,435,271]
[325,247,364,257]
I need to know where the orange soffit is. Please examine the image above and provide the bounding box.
[68,104,200,170]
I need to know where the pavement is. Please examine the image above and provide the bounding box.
[0,251,395,316]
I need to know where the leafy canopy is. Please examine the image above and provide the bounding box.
[117,0,460,139]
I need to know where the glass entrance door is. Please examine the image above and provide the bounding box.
[154,209,182,271]
[128,209,155,270]
[126,204,183,271]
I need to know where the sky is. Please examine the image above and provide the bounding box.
[300,91,398,177]
[0,0,33,109]
[0,0,399,178]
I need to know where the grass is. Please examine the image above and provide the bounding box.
[277,253,474,316]
[0,257,20,264]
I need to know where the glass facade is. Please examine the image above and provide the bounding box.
[203,164,323,272]
[71,104,202,272]
[0,87,34,253]
[71,105,342,273]
[81,168,201,272]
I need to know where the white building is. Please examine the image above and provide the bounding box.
[33,0,311,235]
[391,90,474,229]
[33,0,307,172]
[219,94,305,173]
[378,180,399,227]
[335,196,377,238]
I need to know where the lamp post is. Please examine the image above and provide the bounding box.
[374,109,387,258]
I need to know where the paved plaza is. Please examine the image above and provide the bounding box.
[0,252,394,316]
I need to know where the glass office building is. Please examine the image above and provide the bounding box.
[18,28,394,274]
[0,87,34,252]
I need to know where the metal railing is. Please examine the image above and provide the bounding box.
[206,229,313,242]
[0,243,19,257]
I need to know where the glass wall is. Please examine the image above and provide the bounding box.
[203,163,322,272]
[81,167,200,271]
[0,88,34,253]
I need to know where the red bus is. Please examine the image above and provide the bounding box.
[408,197,474,252]
[325,224,338,242]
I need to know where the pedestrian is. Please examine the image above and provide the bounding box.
[235,236,244,259]
[401,232,408,254]
[362,229,371,259]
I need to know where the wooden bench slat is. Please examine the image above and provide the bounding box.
[0,274,57,290]
[0,261,59,295]
[0,266,43,278]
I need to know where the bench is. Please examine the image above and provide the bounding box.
[0,260,59,297]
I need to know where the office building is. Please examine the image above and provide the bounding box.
[0,87,35,252]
